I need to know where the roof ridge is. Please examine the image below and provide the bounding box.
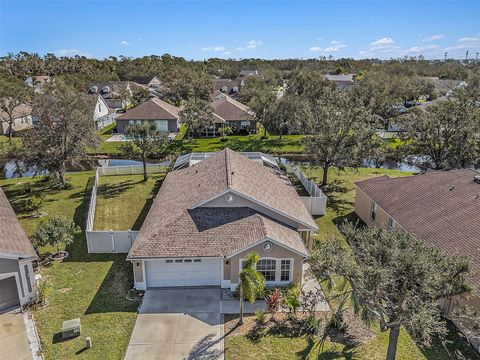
[225,149,232,187]
[151,97,179,118]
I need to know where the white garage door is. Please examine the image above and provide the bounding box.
[145,258,222,287]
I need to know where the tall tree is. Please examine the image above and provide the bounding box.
[313,224,471,360]
[120,123,168,181]
[23,82,98,185]
[402,94,480,170]
[267,93,311,139]
[179,98,215,138]
[0,72,31,142]
[238,252,265,325]
[302,88,376,185]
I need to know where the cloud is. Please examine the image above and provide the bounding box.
[201,46,226,52]
[222,51,231,56]
[54,49,91,58]
[444,34,480,52]
[120,40,130,45]
[406,44,440,53]
[309,40,346,53]
[422,34,444,42]
[370,37,395,49]
[237,40,262,51]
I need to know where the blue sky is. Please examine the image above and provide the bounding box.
[1,1,479,60]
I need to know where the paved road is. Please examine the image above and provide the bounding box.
[0,311,33,360]
[125,288,223,360]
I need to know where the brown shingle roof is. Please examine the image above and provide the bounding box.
[0,187,37,259]
[211,94,253,121]
[356,169,480,292]
[116,98,179,121]
[128,149,315,259]
[0,104,32,120]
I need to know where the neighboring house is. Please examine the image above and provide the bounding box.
[92,95,118,130]
[115,97,180,134]
[88,81,146,109]
[24,75,52,94]
[213,78,244,96]
[325,74,355,90]
[422,77,467,97]
[0,104,34,135]
[239,69,260,77]
[354,169,480,311]
[129,76,162,89]
[127,149,318,290]
[210,91,256,135]
[0,187,38,311]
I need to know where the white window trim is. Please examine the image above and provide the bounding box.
[388,218,396,230]
[239,257,294,284]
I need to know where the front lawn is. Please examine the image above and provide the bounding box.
[94,173,165,230]
[225,167,479,360]
[0,173,141,359]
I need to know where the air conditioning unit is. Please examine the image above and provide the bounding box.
[62,318,81,339]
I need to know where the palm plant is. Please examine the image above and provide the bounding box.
[238,252,265,325]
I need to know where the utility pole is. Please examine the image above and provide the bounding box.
[466,50,469,61]
[476,52,479,62]
[444,52,448,61]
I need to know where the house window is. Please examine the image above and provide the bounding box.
[388,218,396,230]
[240,121,250,130]
[98,103,102,112]
[155,120,168,132]
[129,120,135,126]
[256,259,276,282]
[184,259,192,263]
[194,259,201,263]
[280,260,291,281]
[166,259,173,263]
[370,202,377,222]
[175,259,183,263]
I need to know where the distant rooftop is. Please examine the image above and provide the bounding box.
[173,151,279,171]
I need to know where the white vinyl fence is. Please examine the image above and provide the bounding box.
[86,164,167,253]
[289,164,327,216]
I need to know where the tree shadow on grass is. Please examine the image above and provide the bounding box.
[96,180,139,199]
[84,254,138,314]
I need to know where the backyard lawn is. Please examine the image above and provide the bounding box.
[94,173,165,230]
[0,172,162,359]
[225,166,479,360]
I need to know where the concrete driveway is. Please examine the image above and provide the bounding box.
[0,311,33,360]
[125,287,223,360]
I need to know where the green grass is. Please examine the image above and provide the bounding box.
[174,123,188,140]
[0,173,139,359]
[91,133,305,156]
[94,173,165,230]
[225,167,479,360]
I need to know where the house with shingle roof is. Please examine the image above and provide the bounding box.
[208,92,256,136]
[115,97,180,134]
[127,149,317,290]
[354,169,480,310]
[0,187,38,311]
[0,103,34,135]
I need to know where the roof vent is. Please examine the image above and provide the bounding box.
[449,185,455,191]
[474,175,480,184]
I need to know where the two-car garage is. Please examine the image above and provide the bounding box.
[145,257,222,288]
[0,276,20,311]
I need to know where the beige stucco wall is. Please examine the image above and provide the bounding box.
[133,261,144,283]
[227,241,305,285]
[354,187,391,228]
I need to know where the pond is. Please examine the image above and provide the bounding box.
[1,158,171,179]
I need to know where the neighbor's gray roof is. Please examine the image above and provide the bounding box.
[325,74,354,82]
[0,187,38,259]
[116,97,180,120]
[356,169,480,293]
[128,149,315,259]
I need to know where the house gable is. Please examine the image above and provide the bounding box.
[195,189,315,231]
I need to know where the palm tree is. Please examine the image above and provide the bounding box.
[238,252,265,325]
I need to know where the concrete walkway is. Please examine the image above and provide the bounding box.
[125,288,223,360]
[0,311,34,360]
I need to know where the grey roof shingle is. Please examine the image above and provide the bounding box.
[356,169,480,292]
[127,149,315,259]
[211,94,253,121]
[0,187,38,259]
